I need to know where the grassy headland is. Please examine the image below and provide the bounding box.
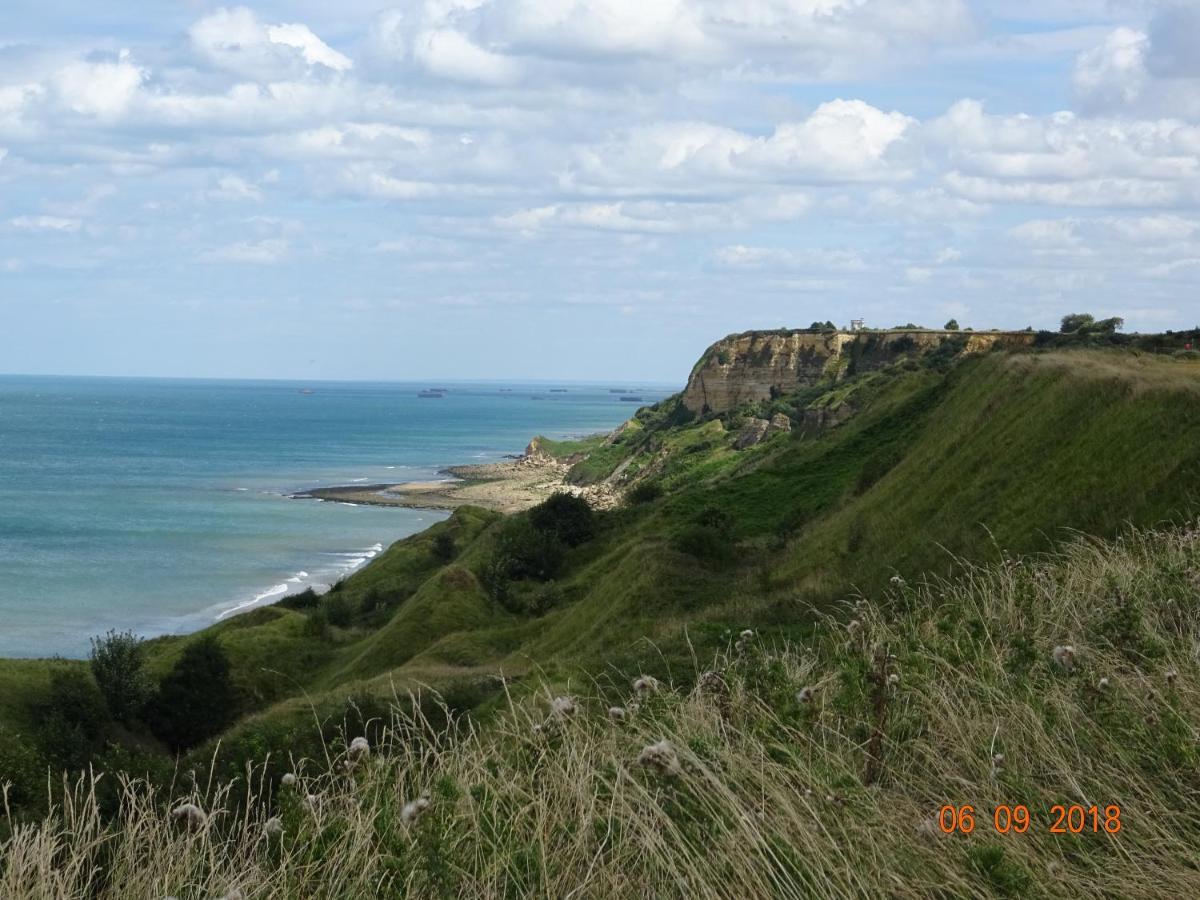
[3,330,1200,896]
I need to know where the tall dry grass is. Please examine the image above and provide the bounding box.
[4,522,1200,898]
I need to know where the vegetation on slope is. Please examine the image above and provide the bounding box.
[5,523,1200,898]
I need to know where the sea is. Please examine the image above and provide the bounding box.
[0,376,673,658]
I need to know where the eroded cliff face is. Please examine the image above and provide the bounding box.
[682,329,1034,414]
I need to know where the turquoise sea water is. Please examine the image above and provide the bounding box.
[0,376,672,658]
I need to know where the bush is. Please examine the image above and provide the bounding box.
[323,592,353,628]
[528,493,595,547]
[148,635,236,752]
[280,587,320,610]
[628,481,664,504]
[673,524,735,565]
[34,668,109,769]
[495,519,565,581]
[944,318,960,330]
[89,630,151,724]
[1173,349,1200,361]
[431,532,457,563]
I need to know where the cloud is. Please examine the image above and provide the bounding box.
[929,100,1200,207]
[208,175,263,202]
[1073,7,1200,119]
[200,238,289,263]
[569,100,917,196]
[10,215,82,231]
[54,55,144,118]
[188,7,352,79]
[412,28,521,84]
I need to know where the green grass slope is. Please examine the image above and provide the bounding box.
[8,522,1200,898]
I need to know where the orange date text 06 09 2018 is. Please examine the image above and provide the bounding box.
[938,805,1122,835]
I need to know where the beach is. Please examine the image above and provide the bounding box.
[293,452,611,514]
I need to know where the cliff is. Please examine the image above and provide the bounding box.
[682,328,1035,413]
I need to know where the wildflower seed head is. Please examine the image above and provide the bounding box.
[739,629,754,640]
[170,803,207,828]
[889,574,905,586]
[280,772,297,787]
[847,619,862,636]
[262,817,283,840]
[348,736,370,758]
[1166,668,1179,686]
[699,671,726,693]
[1098,677,1110,691]
[632,675,660,694]
[551,696,576,717]
[888,673,901,686]
[796,686,816,704]
[637,740,682,777]
[1052,644,1076,671]
[992,753,1005,769]
[401,795,431,826]
[917,818,939,838]
[608,706,627,721]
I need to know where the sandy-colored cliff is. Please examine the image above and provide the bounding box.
[683,329,1034,413]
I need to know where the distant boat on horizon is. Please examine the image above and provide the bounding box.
[298,388,315,395]
[417,390,444,398]
[620,396,643,402]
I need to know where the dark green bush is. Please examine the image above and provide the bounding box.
[89,629,151,724]
[323,592,353,628]
[431,532,457,562]
[628,481,664,504]
[280,587,320,610]
[148,635,236,752]
[528,492,595,547]
[495,519,565,581]
[673,524,735,565]
[34,668,109,769]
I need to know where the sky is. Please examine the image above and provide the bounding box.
[1,1,1198,382]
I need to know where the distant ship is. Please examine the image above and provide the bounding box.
[620,396,643,402]
[298,388,315,395]
[417,389,445,398]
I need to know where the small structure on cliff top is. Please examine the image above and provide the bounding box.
[850,318,865,331]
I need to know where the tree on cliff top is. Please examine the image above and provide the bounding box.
[944,319,960,330]
[148,634,235,752]
[90,630,151,724]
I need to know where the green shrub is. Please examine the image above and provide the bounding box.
[628,481,664,504]
[673,524,735,565]
[33,668,109,769]
[148,635,236,752]
[431,532,457,562]
[89,630,151,724]
[494,519,566,582]
[280,587,320,610]
[1172,349,1200,361]
[528,492,595,547]
[323,592,353,628]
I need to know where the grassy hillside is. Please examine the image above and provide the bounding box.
[6,522,1200,898]
[3,346,1200,896]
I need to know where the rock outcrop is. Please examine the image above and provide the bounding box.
[734,418,770,449]
[682,329,1035,414]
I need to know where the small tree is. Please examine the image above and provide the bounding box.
[1060,313,1095,333]
[1095,316,1124,334]
[148,635,236,752]
[944,318,960,330]
[90,630,151,724]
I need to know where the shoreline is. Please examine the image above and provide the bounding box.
[291,454,593,515]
